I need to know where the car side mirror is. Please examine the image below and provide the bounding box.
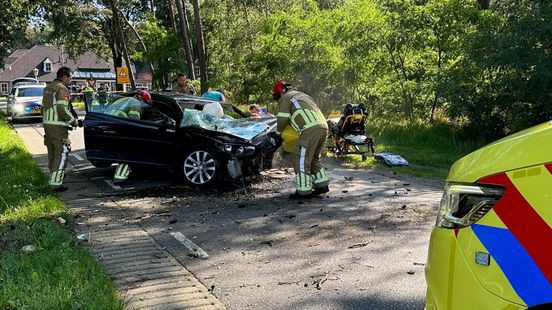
[163,118,176,129]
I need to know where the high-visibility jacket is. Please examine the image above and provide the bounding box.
[276,90,328,134]
[110,100,142,120]
[42,80,76,127]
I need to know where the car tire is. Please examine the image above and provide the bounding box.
[90,160,112,168]
[179,148,220,187]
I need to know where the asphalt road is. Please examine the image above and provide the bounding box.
[13,118,444,310]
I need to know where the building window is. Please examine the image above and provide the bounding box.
[0,83,8,94]
[44,62,52,72]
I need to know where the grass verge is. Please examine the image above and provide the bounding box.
[0,112,122,309]
[334,120,487,179]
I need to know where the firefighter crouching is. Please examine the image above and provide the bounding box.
[109,90,152,184]
[272,80,330,199]
[42,67,80,192]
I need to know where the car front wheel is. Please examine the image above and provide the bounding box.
[180,149,219,186]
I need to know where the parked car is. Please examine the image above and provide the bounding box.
[7,84,46,121]
[425,121,552,309]
[83,92,280,186]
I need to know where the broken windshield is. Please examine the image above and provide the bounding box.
[181,109,273,141]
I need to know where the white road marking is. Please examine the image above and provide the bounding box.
[103,179,121,190]
[170,232,210,259]
[71,154,84,161]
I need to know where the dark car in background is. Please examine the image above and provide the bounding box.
[83,92,279,186]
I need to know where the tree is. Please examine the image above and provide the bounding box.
[192,0,208,93]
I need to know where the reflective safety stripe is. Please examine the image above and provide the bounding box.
[277,112,291,118]
[128,111,141,118]
[114,164,130,180]
[314,168,329,184]
[113,110,128,118]
[290,108,325,133]
[290,98,301,109]
[299,147,306,172]
[49,170,64,186]
[296,172,313,192]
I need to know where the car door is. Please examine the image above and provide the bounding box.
[84,96,176,165]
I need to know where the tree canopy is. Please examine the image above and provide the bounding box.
[2,0,551,139]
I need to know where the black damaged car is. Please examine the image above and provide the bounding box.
[83,92,279,186]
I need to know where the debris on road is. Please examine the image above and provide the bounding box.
[76,233,88,241]
[169,219,178,224]
[278,280,302,286]
[308,224,319,229]
[56,217,66,226]
[407,270,416,275]
[413,262,425,266]
[342,190,348,193]
[348,240,373,249]
[259,240,274,247]
[400,205,407,210]
[344,176,354,181]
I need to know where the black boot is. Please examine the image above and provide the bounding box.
[289,191,315,200]
[312,186,329,196]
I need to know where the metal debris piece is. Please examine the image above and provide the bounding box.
[348,240,373,249]
[21,245,36,253]
[76,234,87,241]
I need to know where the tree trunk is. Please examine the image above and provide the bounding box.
[116,7,156,89]
[478,0,490,9]
[192,0,207,93]
[175,0,195,79]
[167,0,177,32]
[108,0,135,89]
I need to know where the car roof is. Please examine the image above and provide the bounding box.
[15,84,46,88]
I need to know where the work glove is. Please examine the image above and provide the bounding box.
[268,131,283,147]
[77,119,84,128]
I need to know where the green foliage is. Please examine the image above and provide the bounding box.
[0,113,122,308]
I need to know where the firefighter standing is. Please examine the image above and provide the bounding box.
[272,80,330,199]
[42,67,78,191]
[172,73,195,95]
[97,84,108,110]
[82,80,94,109]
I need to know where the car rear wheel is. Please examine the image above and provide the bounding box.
[180,149,219,186]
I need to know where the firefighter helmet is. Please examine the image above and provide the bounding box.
[272,80,290,100]
[136,90,152,104]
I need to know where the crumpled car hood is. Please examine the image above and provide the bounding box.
[181,109,275,141]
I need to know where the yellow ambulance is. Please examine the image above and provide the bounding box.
[425,121,552,309]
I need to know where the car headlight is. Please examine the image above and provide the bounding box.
[436,183,504,229]
[13,103,25,113]
[218,143,256,156]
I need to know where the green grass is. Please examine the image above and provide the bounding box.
[335,120,487,179]
[0,112,123,309]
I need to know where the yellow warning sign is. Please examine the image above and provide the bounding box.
[116,67,129,84]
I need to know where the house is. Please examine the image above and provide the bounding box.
[0,45,152,95]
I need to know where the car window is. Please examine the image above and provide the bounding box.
[17,87,44,97]
[98,95,171,125]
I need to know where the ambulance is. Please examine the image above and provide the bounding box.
[425,121,552,309]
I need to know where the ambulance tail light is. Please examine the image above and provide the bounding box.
[436,183,504,229]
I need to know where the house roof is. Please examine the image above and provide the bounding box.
[0,45,114,82]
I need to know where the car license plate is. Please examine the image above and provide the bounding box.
[33,106,42,114]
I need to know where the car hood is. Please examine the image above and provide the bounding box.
[181,109,276,142]
[15,96,42,105]
[447,120,552,183]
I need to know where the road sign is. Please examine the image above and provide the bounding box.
[116,67,129,84]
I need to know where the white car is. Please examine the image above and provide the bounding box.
[7,84,46,121]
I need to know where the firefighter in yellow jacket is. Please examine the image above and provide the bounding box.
[42,67,78,191]
[273,80,330,199]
